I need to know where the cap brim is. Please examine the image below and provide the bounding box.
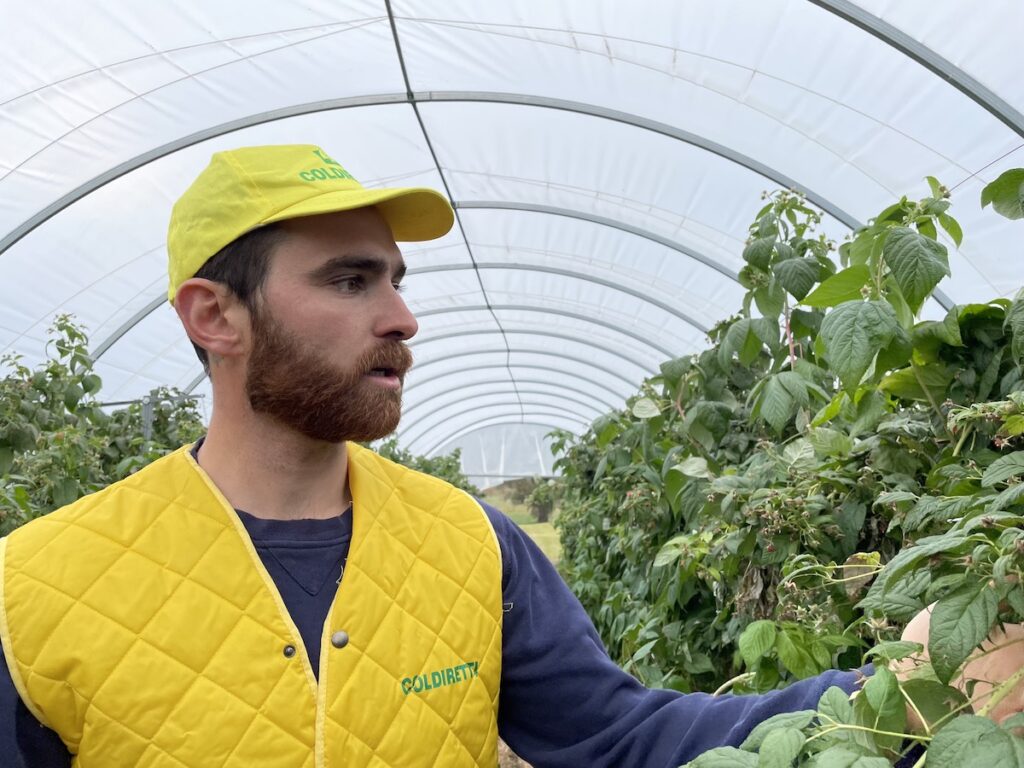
[261,186,454,241]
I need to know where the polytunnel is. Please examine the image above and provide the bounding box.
[2,1,1023,488]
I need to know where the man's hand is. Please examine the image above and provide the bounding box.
[896,606,1024,730]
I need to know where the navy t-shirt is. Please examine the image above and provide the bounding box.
[0,497,864,767]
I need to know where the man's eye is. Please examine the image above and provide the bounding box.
[333,276,363,292]
[393,282,406,294]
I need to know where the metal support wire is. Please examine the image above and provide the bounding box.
[384,1,526,423]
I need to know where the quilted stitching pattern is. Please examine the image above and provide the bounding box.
[3,444,503,767]
[322,445,503,767]
[5,448,318,767]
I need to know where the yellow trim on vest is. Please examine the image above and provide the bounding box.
[181,445,320,700]
[0,537,50,730]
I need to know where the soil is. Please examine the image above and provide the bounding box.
[498,739,532,767]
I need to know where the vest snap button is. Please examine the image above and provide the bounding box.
[283,644,296,658]
[331,630,349,649]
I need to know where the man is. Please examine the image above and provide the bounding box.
[0,145,1008,767]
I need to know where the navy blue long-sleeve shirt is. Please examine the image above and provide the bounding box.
[0,499,862,767]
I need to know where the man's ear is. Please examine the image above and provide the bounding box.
[173,278,251,361]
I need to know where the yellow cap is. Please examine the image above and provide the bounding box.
[167,144,454,302]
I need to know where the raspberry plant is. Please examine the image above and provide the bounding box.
[553,170,1024,766]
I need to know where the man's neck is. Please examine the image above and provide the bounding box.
[197,414,351,521]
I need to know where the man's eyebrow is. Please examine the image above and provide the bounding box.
[307,255,407,282]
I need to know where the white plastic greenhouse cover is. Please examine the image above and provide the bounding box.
[2,1,1023,488]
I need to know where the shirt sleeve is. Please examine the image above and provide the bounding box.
[479,500,864,767]
[0,645,71,767]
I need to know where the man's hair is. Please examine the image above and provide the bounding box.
[188,224,285,372]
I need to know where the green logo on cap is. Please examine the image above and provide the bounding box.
[299,148,355,183]
[314,148,340,167]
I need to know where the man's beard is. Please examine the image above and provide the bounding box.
[245,308,413,443]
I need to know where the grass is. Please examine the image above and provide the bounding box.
[479,487,561,565]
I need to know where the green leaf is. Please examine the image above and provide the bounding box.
[883,227,950,312]
[874,324,913,373]
[773,257,821,301]
[740,710,816,751]
[865,535,969,605]
[739,620,778,668]
[874,491,919,507]
[6,424,39,452]
[776,629,819,679]
[864,640,922,663]
[817,686,853,726]
[812,391,847,427]
[744,236,776,269]
[884,280,915,330]
[654,534,688,567]
[807,427,853,457]
[861,665,906,744]
[664,469,686,513]
[900,679,968,732]
[981,168,1024,220]
[659,356,691,383]
[939,304,965,346]
[917,216,938,240]
[998,414,1024,438]
[774,241,795,262]
[758,727,805,768]
[50,477,79,508]
[926,176,944,198]
[802,266,871,308]
[754,279,786,317]
[819,300,900,391]
[684,747,759,767]
[0,445,13,476]
[759,214,778,239]
[879,363,954,403]
[81,373,102,395]
[631,398,661,419]
[805,747,890,767]
[751,317,781,348]
[1003,295,1024,367]
[981,452,1024,487]
[631,638,658,662]
[929,581,1000,685]
[790,308,822,339]
[595,417,621,448]
[849,390,888,437]
[675,456,713,479]
[719,319,752,368]
[938,211,964,248]
[928,715,1024,766]
[756,374,798,434]
[63,383,84,411]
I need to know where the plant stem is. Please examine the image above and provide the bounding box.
[978,660,1024,717]
[911,363,947,433]
[785,299,797,370]
[900,684,932,737]
[952,424,973,457]
[712,672,754,697]
[810,721,930,743]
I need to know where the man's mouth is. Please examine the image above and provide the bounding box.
[367,367,398,377]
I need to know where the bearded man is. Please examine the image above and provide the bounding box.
[0,145,1017,768]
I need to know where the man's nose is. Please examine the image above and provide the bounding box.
[378,288,419,340]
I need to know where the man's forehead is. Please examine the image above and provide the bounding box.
[274,209,403,261]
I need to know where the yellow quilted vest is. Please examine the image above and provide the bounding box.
[0,443,503,767]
